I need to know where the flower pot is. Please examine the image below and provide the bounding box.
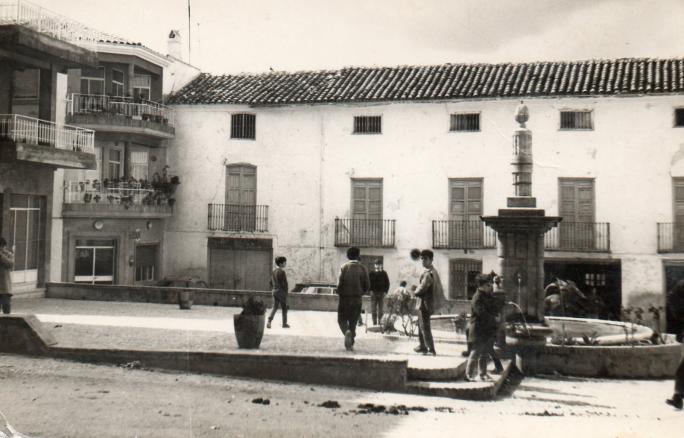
[178,290,193,310]
[233,314,265,349]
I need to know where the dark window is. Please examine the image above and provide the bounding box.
[560,110,593,130]
[675,108,684,127]
[353,116,382,134]
[449,258,482,300]
[231,113,256,139]
[450,113,480,132]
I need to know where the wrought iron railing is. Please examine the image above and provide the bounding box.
[334,218,396,248]
[0,114,94,153]
[544,222,610,252]
[657,223,684,253]
[208,204,269,232]
[0,0,129,50]
[67,94,175,126]
[432,220,496,250]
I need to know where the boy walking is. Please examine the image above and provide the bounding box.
[336,247,370,351]
[267,256,290,329]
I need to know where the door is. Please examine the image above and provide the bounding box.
[449,258,482,300]
[449,179,483,248]
[135,244,158,284]
[8,194,45,286]
[673,179,684,251]
[351,179,383,246]
[74,239,116,284]
[208,238,271,290]
[225,164,257,231]
[559,179,595,250]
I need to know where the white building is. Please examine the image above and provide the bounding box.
[165,58,684,324]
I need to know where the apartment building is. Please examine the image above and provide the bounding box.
[0,1,99,294]
[165,58,684,321]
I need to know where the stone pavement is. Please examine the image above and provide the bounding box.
[11,298,468,366]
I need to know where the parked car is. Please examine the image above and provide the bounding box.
[156,276,208,288]
[291,282,337,295]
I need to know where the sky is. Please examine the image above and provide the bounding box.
[41,0,684,74]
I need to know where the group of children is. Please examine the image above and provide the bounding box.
[264,248,504,382]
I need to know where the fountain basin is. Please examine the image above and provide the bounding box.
[545,316,654,346]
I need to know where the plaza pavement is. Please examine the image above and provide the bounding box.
[10,298,469,367]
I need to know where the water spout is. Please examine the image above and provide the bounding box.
[506,301,531,337]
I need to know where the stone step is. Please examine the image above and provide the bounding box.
[407,357,466,380]
[405,360,514,401]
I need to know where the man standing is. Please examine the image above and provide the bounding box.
[369,259,390,326]
[666,280,684,409]
[0,238,14,315]
[267,256,289,329]
[465,273,500,381]
[413,249,444,356]
[336,247,370,351]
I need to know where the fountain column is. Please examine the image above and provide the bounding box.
[482,102,561,323]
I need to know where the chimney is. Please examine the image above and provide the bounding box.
[168,30,182,60]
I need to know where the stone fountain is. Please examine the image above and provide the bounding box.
[481,102,560,346]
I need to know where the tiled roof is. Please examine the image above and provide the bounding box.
[167,58,684,105]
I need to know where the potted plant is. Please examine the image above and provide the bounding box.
[234,296,266,349]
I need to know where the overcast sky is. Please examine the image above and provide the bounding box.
[44,0,683,74]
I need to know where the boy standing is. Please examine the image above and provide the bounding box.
[465,274,500,381]
[336,247,370,351]
[369,259,390,325]
[0,238,14,315]
[413,250,444,355]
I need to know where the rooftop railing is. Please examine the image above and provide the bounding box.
[67,94,175,126]
[0,0,130,50]
[0,114,94,153]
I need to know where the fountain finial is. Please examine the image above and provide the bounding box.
[515,101,529,128]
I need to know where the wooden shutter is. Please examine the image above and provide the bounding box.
[449,179,483,248]
[559,179,595,249]
[225,164,257,231]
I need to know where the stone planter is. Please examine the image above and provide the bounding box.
[178,291,193,310]
[233,314,265,349]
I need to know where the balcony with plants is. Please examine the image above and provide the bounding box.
[65,94,175,139]
[63,174,180,218]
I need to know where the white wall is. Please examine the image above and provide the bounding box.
[166,93,684,304]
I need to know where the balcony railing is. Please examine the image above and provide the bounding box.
[0,0,129,50]
[208,204,269,232]
[334,218,396,248]
[657,222,684,253]
[67,94,175,126]
[0,114,94,153]
[432,220,496,250]
[544,222,610,252]
[63,181,173,216]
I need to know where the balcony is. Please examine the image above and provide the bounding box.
[0,114,96,169]
[208,204,269,233]
[657,223,684,253]
[66,94,175,139]
[334,218,395,248]
[432,220,496,250]
[63,181,173,218]
[544,222,611,252]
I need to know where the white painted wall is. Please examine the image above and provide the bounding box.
[166,94,684,304]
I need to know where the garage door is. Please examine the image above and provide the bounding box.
[208,238,272,291]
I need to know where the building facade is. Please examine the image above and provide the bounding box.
[165,59,684,321]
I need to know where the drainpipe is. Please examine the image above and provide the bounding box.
[318,111,325,279]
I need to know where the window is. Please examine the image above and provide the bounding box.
[230,113,256,139]
[132,74,151,100]
[12,70,40,99]
[74,239,116,284]
[585,273,606,287]
[8,194,44,284]
[80,67,105,95]
[112,70,125,97]
[675,108,684,127]
[353,116,382,134]
[450,113,480,132]
[108,149,122,179]
[560,110,593,130]
[450,258,482,300]
[130,151,148,181]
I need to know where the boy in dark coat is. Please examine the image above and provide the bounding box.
[336,247,370,351]
[465,273,500,381]
[267,256,289,329]
[369,259,390,325]
[666,280,684,409]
